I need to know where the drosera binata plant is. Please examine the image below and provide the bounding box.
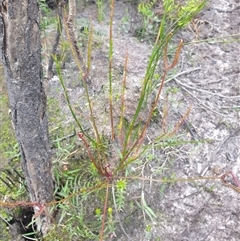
[52,0,210,239]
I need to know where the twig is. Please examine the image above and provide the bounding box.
[188,19,213,39]
[173,77,240,100]
[51,129,76,143]
[175,110,199,140]
[60,149,78,163]
[157,67,202,86]
[221,171,240,193]
[174,77,229,117]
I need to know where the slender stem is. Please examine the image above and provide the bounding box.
[86,21,93,77]
[167,107,192,137]
[119,51,128,149]
[118,70,168,171]
[134,40,183,152]
[121,35,168,158]
[118,39,183,171]
[109,0,115,140]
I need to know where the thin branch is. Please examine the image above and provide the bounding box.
[156,67,202,86]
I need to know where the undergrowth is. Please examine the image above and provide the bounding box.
[4,0,236,240]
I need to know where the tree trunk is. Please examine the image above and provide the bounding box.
[0,0,54,235]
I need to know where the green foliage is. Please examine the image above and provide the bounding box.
[119,9,131,34]
[162,0,178,15]
[136,193,156,222]
[137,0,207,41]
[137,0,160,40]
[145,224,153,240]
[0,218,11,241]
[0,65,25,239]
[138,0,156,18]
[177,0,207,27]
[106,207,115,234]
[96,0,104,22]
[38,0,50,14]
[0,177,26,238]
[38,0,57,30]
[40,15,57,31]
[95,207,102,220]
[115,179,127,211]
[43,228,67,241]
[52,167,104,240]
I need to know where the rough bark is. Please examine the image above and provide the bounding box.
[0,0,54,235]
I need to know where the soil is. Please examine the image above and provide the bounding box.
[2,0,239,240]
